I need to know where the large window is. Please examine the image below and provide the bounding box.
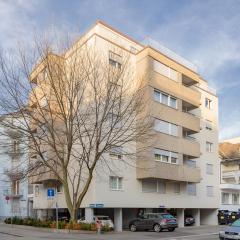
[187,183,196,196]
[109,176,123,190]
[154,90,177,109]
[153,60,178,81]
[142,179,166,194]
[154,119,178,136]
[233,193,239,205]
[206,142,213,152]
[174,183,180,194]
[154,148,178,164]
[222,193,229,204]
[206,164,213,175]
[206,120,213,130]
[207,186,214,197]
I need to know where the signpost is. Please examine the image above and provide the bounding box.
[47,188,58,231]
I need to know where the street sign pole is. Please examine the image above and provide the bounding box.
[56,187,58,231]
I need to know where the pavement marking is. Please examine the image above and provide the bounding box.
[0,231,23,237]
[159,232,218,239]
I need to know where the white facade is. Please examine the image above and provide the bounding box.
[31,21,220,229]
[0,117,29,220]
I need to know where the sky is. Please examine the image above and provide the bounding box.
[0,0,240,140]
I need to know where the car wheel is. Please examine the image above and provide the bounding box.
[153,224,161,232]
[168,227,175,232]
[130,224,137,232]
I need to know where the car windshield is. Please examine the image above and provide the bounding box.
[232,219,240,227]
[162,214,175,219]
[97,216,110,220]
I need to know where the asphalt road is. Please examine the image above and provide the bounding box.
[0,223,224,240]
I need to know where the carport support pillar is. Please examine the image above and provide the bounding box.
[177,208,184,228]
[114,208,122,232]
[85,208,94,223]
[193,209,200,226]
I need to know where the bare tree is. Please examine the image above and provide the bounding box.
[0,37,151,221]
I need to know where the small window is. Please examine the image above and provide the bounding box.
[206,164,213,175]
[187,183,196,196]
[169,97,177,108]
[13,180,20,195]
[12,139,20,153]
[206,142,213,152]
[232,193,239,205]
[57,184,63,193]
[109,51,122,69]
[222,192,229,204]
[35,185,39,196]
[154,148,178,164]
[207,186,213,197]
[109,176,123,190]
[205,98,212,109]
[174,183,180,194]
[206,120,213,130]
[109,146,123,159]
[186,160,196,168]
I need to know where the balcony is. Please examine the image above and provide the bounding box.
[222,170,240,180]
[220,183,240,191]
[137,160,201,183]
[151,101,200,133]
[153,132,200,158]
[151,71,200,108]
[4,168,24,180]
[182,74,198,86]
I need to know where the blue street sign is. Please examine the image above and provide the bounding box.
[47,188,55,198]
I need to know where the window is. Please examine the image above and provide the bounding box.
[206,142,213,152]
[174,183,180,194]
[222,193,229,204]
[12,180,20,195]
[35,185,39,196]
[186,160,196,168]
[153,60,178,81]
[12,139,20,153]
[154,148,178,164]
[187,183,196,196]
[109,51,122,69]
[109,146,123,159]
[153,89,177,109]
[206,120,213,130]
[142,179,166,194]
[207,186,213,197]
[206,164,213,175]
[205,98,212,109]
[142,179,157,193]
[109,176,123,190]
[154,119,178,136]
[233,193,239,205]
[28,184,33,194]
[57,184,63,193]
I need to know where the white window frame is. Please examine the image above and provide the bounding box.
[154,89,177,109]
[207,186,214,197]
[206,163,213,175]
[109,176,123,191]
[154,148,178,164]
[206,142,213,153]
[154,118,178,137]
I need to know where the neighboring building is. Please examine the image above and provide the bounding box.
[29,21,220,230]
[220,139,240,211]
[0,115,30,220]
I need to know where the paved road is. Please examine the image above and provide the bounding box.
[0,223,224,240]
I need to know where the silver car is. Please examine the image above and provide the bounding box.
[219,219,240,239]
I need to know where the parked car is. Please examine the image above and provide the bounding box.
[219,219,240,239]
[185,215,195,226]
[129,213,178,232]
[218,210,229,225]
[78,215,114,228]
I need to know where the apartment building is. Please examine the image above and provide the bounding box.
[29,21,219,230]
[220,138,240,211]
[0,115,30,219]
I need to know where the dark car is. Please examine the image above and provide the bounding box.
[185,215,195,226]
[129,213,178,232]
[219,219,240,239]
[218,210,229,225]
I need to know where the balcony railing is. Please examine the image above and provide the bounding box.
[222,170,240,179]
